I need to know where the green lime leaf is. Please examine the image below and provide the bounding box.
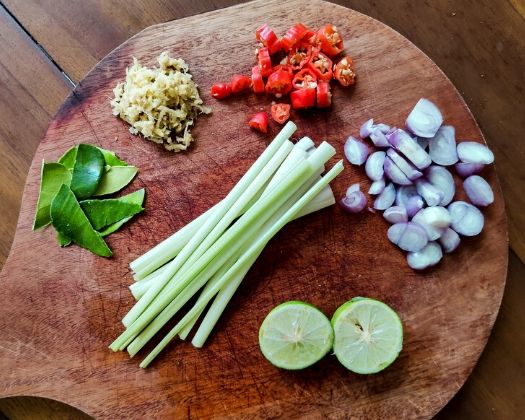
[57,146,77,170]
[331,298,403,374]
[97,147,128,166]
[80,188,145,230]
[33,161,72,230]
[93,166,138,196]
[70,144,105,199]
[57,232,72,247]
[50,184,112,257]
[259,301,333,370]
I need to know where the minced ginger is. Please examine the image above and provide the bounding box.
[111,52,211,152]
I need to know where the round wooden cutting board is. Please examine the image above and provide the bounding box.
[0,0,507,418]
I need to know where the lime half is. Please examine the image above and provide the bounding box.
[259,301,333,370]
[331,297,403,374]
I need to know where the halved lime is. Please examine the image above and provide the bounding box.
[331,297,403,374]
[259,301,333,370]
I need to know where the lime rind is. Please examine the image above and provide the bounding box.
[331,298,403,374]
[259,301,334,370]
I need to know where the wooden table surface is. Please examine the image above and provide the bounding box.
[0,0,523,418]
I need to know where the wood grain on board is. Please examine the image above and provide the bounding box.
[0,6,72,267]
[3,0,524,264]
[0,0,508,418]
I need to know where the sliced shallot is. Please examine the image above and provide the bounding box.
[428,125,458,166]
[455,162,484,178]
[412,207,450,240]
[360,118,374,138]
[346,183,361,195]
[339,185,367,214]
[373,183,396,210]
[407,242,443,270]
[375,123,391,134]
[425,165,455,206]
[387,128,431,170]
[344,136,370,165]
[384,156,413,185]
[416,178,444,207]
[416,137,429,150]
[387,148,423,180]
[395,185,424,217]
[369,178,386,195]
[406,98,443,138]
[387,222,428,252]
[406,196,425,218]
[370,128,390,147]
[383,206,408,224]
[365,151,386,181]
[448,201,484,236]
[457,142,494,164]
[438,227,461,253]
[463,175,494,207]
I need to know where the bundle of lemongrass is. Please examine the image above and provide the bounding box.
[110,122,343,367]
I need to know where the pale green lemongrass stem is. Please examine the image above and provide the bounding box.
[188,174,322,346]
[130,123,296,277]
[123,159,317,350]
[126,210,271,355]
[132,137,314,280]
[122,140,292,327]
[110,158,314,351]
[191,186,335,347]
[117,130,295,331]
[178,169,320,340]
[131,209,211,280]
[139,160,344,367]
[125,142,333,331]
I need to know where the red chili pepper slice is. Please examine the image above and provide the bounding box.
[334,56,356,86]
[292,68,318,90]
[265,69,293,97]
[307,50,333,82]
[230,75,252,93]
[251,66,265,93]
[270,103,291,124]
[248,112,269,133]
[210,83,232,99]
[290,88,316,110]
[303,29,319,46]
[280,23,308,52]
[257,47,273,77]
[256,23,281,55]
[316,81,332,108]
[272,64,294,76]
[318,24,344,57]
[287,42,313,71]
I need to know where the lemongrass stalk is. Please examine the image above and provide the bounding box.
[190,185,333,347]
[120,157,318,350]
[177,171,319,340]
[140,160,344,367]
[110,155,315,351]
[117,131,295,331]
[128,143,335,356]
[131,137,315,281]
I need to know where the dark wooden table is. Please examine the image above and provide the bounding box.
[0,0,523,418]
